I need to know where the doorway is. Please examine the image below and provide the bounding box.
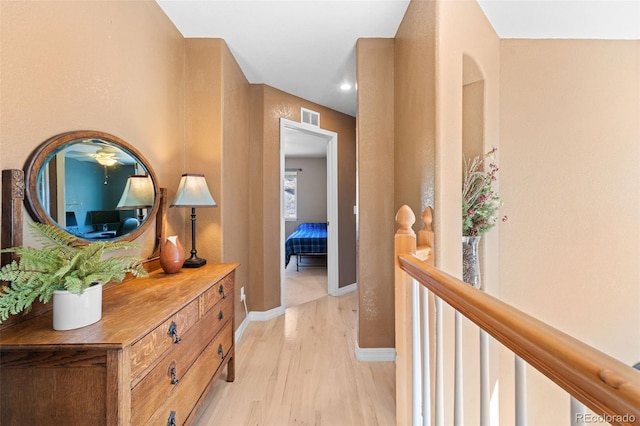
[279,118,338,309]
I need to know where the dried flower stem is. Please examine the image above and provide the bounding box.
[462,148,505,236]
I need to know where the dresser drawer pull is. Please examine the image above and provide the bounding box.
[218,310,224,321]
[170,366,180,385]
[218,284,227,299]
[217,343,226,360]
[167,411,177,426]
[167,321,182,344]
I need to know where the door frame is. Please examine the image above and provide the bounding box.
[279,118,339,308]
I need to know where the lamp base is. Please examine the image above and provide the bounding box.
[182,257,207,268]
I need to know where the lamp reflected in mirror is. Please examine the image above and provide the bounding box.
[116,175,154,221]
[170,173,217,268]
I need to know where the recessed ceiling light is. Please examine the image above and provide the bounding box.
[340,82,352,91]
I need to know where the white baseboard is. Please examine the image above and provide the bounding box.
[235,305,285,343]
[335,282,357,296]
[234,315,250,343]
[355,343,396,362]
[248,305,285,322]
[235,287,357,344]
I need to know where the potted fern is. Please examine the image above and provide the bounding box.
[0,222,147,330]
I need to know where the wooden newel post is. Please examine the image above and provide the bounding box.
[395,205,417,426]
[417,207,435,265]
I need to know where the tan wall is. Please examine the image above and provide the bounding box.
[185,38,251,326]
[462,79,485,161]
[185,39,223,264]
[390,3,638,424]
[386,0,437,353]
[0,0,186,251]
[436,0,501,282]
[248,84,356,312]
[500,39,640,424]
[0,2,253,328]
[356,38,395,348]
[435,1,502,423]
[394,0,437,216]
[221,42,251,325]
[248,85,267,310]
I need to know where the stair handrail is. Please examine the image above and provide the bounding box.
[395,217,640,424]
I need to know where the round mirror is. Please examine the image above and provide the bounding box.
[24,130,160,243]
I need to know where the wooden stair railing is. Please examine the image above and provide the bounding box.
[394,205,640,426]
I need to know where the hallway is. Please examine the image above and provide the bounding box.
[285,255,328,308]
[194,291,395,425]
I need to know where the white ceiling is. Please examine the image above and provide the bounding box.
[157,0,411,117]
[478,1,640,40]
[282,126,329,158]
[157,0,640,119]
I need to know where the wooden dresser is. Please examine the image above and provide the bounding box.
[0,263,238,425]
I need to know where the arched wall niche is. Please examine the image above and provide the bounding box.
[462,54,485,161]
[462,53,487,285]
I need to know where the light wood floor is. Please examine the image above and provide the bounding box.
[194,290,396,425]
[285,255,328,308]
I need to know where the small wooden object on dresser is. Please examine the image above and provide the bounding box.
[0,263,238,426]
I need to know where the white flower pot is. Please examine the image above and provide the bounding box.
[52,284,103,330]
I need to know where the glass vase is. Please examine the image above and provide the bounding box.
[462,235,482,289]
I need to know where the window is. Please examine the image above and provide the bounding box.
[284,171,297,220]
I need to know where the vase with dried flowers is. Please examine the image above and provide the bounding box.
[461,147,506,288]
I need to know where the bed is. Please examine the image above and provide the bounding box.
[285,222,328,271]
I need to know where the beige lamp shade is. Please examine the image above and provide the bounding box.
[116,175,155,209]
[170,174,217,207]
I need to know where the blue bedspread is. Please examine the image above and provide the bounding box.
[285,222,327,266]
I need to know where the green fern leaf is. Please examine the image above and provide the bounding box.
[0,223,148,323]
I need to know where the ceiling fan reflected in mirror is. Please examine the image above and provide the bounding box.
[92,146,120,167]
[82,142,124,185]
[63,140,128,167]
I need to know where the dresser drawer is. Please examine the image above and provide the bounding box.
[130,299,200,382]
[146,321,234,425]
[0,263,239,426]
[130,302,233,424]
[200,272,234,316]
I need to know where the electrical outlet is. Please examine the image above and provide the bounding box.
[240,286,245,302]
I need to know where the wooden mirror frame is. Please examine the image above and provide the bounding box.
[23,130,161,244]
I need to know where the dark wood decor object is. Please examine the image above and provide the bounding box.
[152,187,168,258]
[0,263,238,426]
[1,169,24,267]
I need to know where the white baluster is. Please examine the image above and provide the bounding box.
[570,397,589,426]
[480,330,490,426]
[435,297,444,426]
[515,356,527,425]
[422,286,431,426]
[454,311,463,425]
[412,278,422,425]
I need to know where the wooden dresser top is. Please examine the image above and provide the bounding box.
[0,263,239,350]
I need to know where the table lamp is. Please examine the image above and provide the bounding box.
[116,175,155,221]
[170,173,217,268]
